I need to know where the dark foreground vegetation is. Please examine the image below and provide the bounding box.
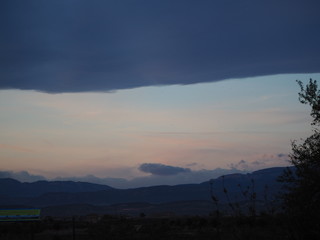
[0,213,312,240]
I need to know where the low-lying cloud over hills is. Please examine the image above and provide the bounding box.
[139,163,191,176]
[0,171,46,183]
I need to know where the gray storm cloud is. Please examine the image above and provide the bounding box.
[139,163,191,176]
[0,0,319,93]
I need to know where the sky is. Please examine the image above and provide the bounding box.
[1,1,320,188]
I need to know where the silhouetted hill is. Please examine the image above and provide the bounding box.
[0,167,289,214]
[204,167,286,203]
[0,178,113,197]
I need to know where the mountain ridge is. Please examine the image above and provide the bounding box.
[0,167,290,213]
[0,178,113,198]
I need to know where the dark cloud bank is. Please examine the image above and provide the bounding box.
[139,163,191,176]
[1,0,320,93]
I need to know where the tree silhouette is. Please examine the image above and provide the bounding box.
[279,79,320,239]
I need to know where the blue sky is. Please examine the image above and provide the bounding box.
[0,1,320,187]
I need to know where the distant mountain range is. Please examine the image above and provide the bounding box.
[0,168,249,188]
[0,167,289,217]
[0,178,114,197]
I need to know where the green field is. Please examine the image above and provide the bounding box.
[0,209,41,221]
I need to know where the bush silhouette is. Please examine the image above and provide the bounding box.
[279,79,320,239]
